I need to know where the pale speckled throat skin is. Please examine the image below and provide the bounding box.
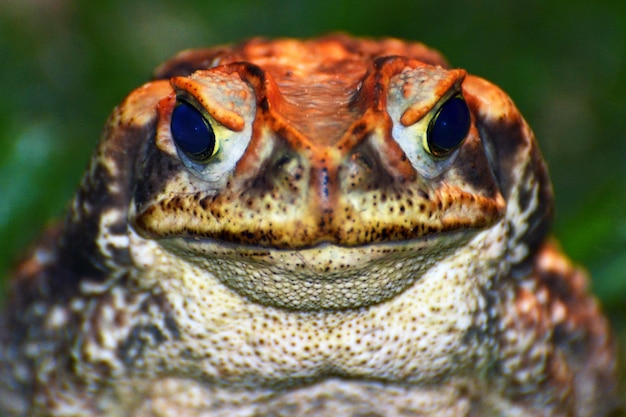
[0,34,620,416]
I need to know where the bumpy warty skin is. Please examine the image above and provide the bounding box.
[0,35,620,417]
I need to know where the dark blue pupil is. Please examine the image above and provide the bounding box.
[171,101,216,162]
[428,96,470,156]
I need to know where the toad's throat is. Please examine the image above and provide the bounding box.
[157,229,479,311]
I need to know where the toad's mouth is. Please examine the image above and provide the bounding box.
[132,187,506,250]
[152,228,479,311]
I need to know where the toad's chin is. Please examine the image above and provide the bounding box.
[151,229,482,311]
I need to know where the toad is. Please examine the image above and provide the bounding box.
[0,35,619,416]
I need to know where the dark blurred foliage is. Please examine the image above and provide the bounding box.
[1,0,625,400]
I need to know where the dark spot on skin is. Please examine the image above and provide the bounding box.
[373,81,384,109]
[258,97,270,112]
[164,314,181,340]
[241,62,265,80]
[200,197,211,210]
[117,324,168,366]
[516,164,535,216]
[107,220,127,235]
[461,325,487,346]
[373,55,395,71]
[417,189,429,200]
[321,167,330,199]
[352,122,367,136]
[107,246,132,266]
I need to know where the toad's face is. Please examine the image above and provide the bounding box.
[125,36,537,311]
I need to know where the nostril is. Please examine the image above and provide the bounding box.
[351,152,374,171]
[273,153,305,183]
[341,151,381,190]
[274,154,293,172]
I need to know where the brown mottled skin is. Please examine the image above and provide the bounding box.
[0,35,620,416]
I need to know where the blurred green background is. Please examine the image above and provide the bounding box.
[1,0,625,401]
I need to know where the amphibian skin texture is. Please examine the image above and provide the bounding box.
[0,34,620,417]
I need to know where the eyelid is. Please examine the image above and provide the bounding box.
[399,69,466,127]
[171,76,245,132]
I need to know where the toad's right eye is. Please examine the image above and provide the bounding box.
[171,101,218,163]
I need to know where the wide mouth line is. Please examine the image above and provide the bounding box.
[170,227,474,253]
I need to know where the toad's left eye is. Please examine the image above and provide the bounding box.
[426,95,470,157]
[171,101,218,163]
